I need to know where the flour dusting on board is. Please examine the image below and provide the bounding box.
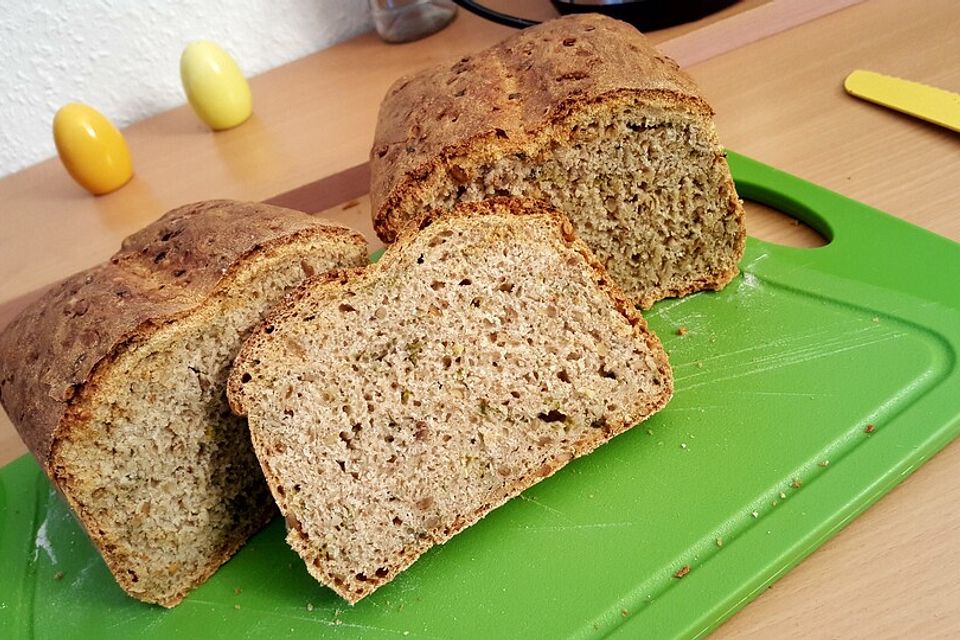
[35,517,57,565]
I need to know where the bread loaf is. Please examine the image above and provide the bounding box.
[228,197,672,603]
[0,200,368,606]
[370,14,745,308]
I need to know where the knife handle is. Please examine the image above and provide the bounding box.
[844,70,960,133]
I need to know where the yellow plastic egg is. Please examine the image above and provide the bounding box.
[180,41,252,131]
[53,103,133,195]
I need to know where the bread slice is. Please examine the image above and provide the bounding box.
[228,197,673,603]
[0,200,368,607]
[370,13,745,308]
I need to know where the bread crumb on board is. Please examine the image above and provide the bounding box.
[865,423,876,433]
[676,326,688,336]
[818,460,830,468]
[674,565,691,579]
[791,478,803,489]
[715,537,723,547]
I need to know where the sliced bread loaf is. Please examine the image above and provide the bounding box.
[0,200,368,607]
[228,197,673,603]
[370,13,745,308]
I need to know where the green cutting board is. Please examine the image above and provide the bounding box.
[2,153,959,639]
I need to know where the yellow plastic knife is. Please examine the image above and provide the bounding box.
[844,70,960,133]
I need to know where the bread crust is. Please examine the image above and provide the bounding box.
[228,197,673,603]
[369,13,717,244]
[0,199,366,606]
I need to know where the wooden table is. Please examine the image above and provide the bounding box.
[1,0,957,636]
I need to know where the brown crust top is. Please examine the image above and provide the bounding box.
[369,13,712,242]
[0,199,365,472]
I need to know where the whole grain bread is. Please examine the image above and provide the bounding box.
[228,197,673,603]
[370,13,745,308]
[0,200,368,607]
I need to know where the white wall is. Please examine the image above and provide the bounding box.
[0,1,373,177]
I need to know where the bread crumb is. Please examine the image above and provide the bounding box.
[865,423,875,434]
[818,460,830,468]
[680,443,687,449]
[751,511,759,518]
[779,491,786,500]
[306,602,314,612]
[674,565,691,579]
[696,361,704,369]
[715,537,723,547]
[234,603,241,610]
[771,500,779,507]
[621,608,629,617]
[791,478,803,489]
[646,428,654,435]
[53,571,65,581]
[234,587,242,595]
[676,326,688,336]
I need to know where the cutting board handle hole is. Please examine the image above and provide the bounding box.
[743,199,828,248]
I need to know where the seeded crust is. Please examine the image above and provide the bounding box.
[0,200,368,607]
[370,13,745,308]
[229,197,673,603]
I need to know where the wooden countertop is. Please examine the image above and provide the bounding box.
[1,0,957,636]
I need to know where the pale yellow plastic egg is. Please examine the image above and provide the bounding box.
[180,41,252,131]
[53,103,133,195]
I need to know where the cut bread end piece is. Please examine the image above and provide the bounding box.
[229,197,673,604]
[50,228,368,607]
[369,14,746,308]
